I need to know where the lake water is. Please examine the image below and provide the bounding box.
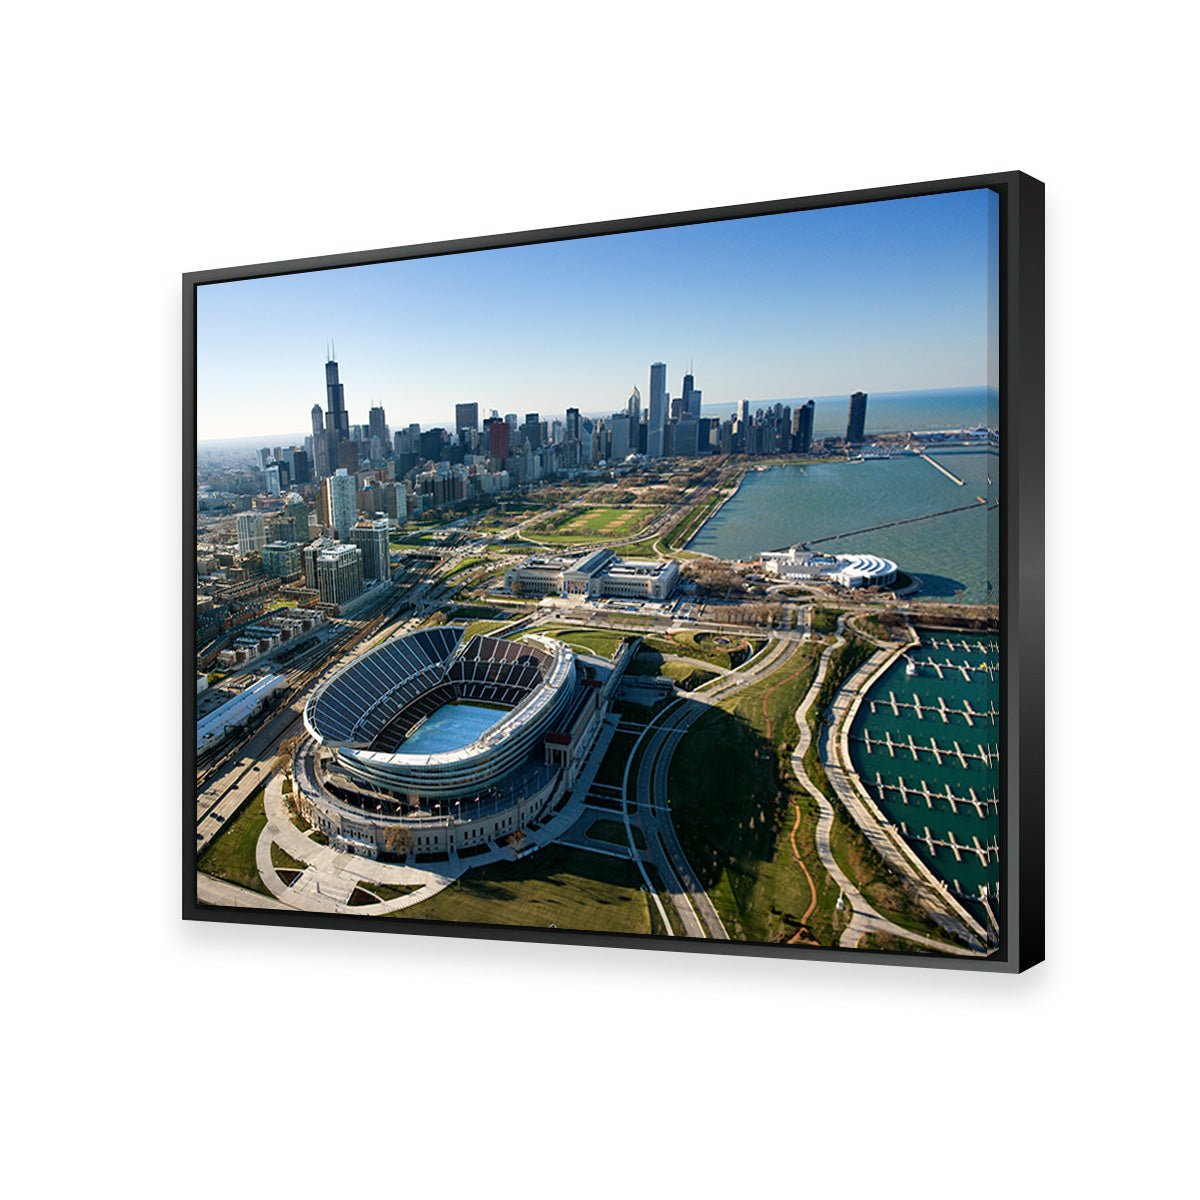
[688,387,999,602]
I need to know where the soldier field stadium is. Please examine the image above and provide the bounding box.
[295,626,610,858]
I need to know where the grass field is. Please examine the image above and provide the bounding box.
[810,607,841,634]
[628,656,719,691]
[665,645,856,945]
[270,842,308,872]
[462,618,513,639]
[534,626,630,658]
[198,789,270,896]
[357,880,422,902]
[642,630,754,669]
[388,843,655,935]
[529,505,659,543]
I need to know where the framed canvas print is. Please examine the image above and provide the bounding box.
[184,171,1044,971]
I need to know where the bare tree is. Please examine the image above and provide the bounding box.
[383,826,414,859]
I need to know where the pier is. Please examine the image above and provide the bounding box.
[902,827,994,867]
[869,691,994,724]
[916,452,965,485]
[865,776,998,818]
[803,498,987,547]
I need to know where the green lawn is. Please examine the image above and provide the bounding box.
[270,842,308,872]
[356,880,422,902]
[388,843,655,936]
[534,626,629,658]
[628,656,718,691]
[462,618,512,639]
[198,789,270,896]
[529,505,659,543]
[810,607,841,634]
[642,630,755,669]
[666,645,853,945]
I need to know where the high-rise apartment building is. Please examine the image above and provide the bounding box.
[351,515,391,583]
[315,543,363,607]
[647,362,667,457]
[303,537,337,589]
[327,468,356,539]
[236,511,267,558]
[283,493,310,543]
[846,391,868,443]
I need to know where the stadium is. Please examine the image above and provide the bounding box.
[295,626,604,858]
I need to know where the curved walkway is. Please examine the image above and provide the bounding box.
[790,621,981,956]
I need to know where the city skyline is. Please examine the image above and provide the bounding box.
[196,189,999,440]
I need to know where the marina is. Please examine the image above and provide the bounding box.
[848,631,1000,922]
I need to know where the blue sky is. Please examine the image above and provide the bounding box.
[196,188,999,440]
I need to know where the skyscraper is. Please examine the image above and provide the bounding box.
[488,418,510,460]
[369,405,388,448]
[328,468,356,540]
[455,402,479,435]
[682,370,701,419]
[524,413,541,450]
[793,400,815,454]
[283,493,310,543]
[311,404,324,437]
[627,386,641,424]
[236,511,267,558]
[315,543,364,607]
[325,351,350,446]
[846,391,868,443]
[647,362,667,458]
[609,412,631,460]
[351,515,391,583]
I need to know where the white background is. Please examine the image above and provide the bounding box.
[5,3,1194,1197]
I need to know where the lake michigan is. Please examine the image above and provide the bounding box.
[688,387,999,602]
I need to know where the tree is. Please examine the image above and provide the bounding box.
[383,826,414,859]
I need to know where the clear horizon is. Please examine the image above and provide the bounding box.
[196,190,999,441]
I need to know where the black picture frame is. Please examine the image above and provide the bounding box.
[184,170,1044,972]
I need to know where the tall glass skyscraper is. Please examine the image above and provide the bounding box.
[846,391,868,443]
[647,362,667,457]
[326,353,350,444]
